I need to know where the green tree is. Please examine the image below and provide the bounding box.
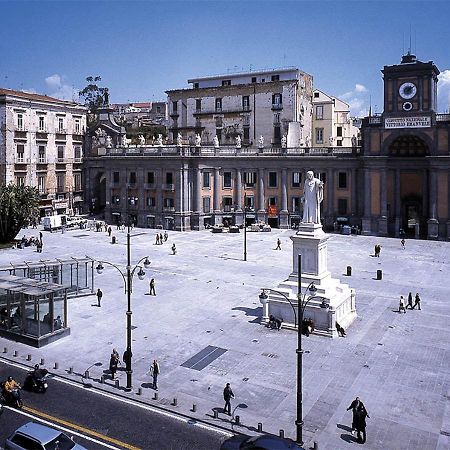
[0,184,40,243]
[79,76,109,119]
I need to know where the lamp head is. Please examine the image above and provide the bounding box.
[143,257,151,269]
[320,300,329,309]
[137,267,146,280]
[96,263,104,274]
[259,289,268,300]
[308,283,317,296]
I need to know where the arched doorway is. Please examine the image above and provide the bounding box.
[92,172,106,214]
[388,135,430,157]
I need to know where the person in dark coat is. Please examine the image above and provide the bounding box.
[223,383,234,415]
[96,288,103,307]
[109,352,119,379]
[354,404,369,443]
[406,292,413,309]
[413,293,421,310]
[347,397,365,434]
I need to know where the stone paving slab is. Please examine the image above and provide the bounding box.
[0,226,449,449]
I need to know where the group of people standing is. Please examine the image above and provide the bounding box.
[155,231,168,245]
[399,292,421,313]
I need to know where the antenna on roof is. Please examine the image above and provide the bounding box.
[402,32,405,55]
[408,23,412,54]
[368,95,372,117]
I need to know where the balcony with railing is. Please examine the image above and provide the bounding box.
[193,106,251,116]
[14,156,28,164]
[436,113,450,122]
[163,206,176,212]
[271,103,283,110]
[162,183,175,191]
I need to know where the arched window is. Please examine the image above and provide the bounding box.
[389,135,429,157]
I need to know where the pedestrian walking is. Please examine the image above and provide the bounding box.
[406,292,413,309]
[172,243,177,255]
[109,351,119,379]
[398,295,406,313]
[159,232,163,244]
[223,383,234,415]
[413,293,421,310]
[347,397,366,435]
[96,288,103,307]
[150,359,160,390]
[108,226,112,237]
[336,322,346,337]
[149,278,156,296]
[112,348,121,364]
[401,238,405,249]
[354,404,369,443]
[155,234,160,245]
[164,231,168,242]
[276,238,281,250]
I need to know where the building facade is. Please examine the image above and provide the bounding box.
[0,89,87,216]
[166,68,313,148]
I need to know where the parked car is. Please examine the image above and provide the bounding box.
[220,434,305,450]
[5,422,87,450]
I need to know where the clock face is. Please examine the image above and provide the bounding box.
[399,82,417,100]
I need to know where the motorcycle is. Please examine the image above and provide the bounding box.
[0,383,23,408]
[24,369,49,393]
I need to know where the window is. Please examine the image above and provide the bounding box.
[11,434,41,450]
[338,172,347,189]
[56,174,65,192]
[38,175,46,194]
[337,140,343,146]
[268,172,277,188]
[74,146,81,160]
[75,118,81,134]
[271,74,280,81]
[195,99,201,112]
[243,115,250,126]
[315,105,323,120]
[251,77,257,83]
[337,126,343,137]
[147,172,155,184]
[338,198,348,215]
[273,113,281,124]
[129,172,137,184]
[244,171,256,187]
[58,117,65,132]
[292,171,302,187]
[315,128,324,144]
[292,197,302,212]
[215,98,222,112]
[164,198,174,208]
[318,172,327,184]
[113,172,120,183]
[38,116,45,131]
[172,101,178,113]
[16,176,25,186]
[223,171,232,188]
[243,127,250,141]
[16,144,24,162]
[216,129,222,143]
[17,113,23,130]
[272,94,282,105]
[215,116,223,128]
[165,172,173,184]
[223,196,233,211]
[193,82,199,89]
[222,80,231,86]
[268,197,277,206]
[57,145,64,161]
[74,173,82,191]
[203,172,210,188]
[147,197,156,207]
[203,197,211,213]
[128,196,139,206]
[314,92,320,98]
[242,96,250,111]
[245,196,254,209]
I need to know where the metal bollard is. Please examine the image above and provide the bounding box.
[153,392,159,400]
[115,379,119,388]
[68,367,73,374]
[257,423,263,432]
[235,415,240,424]
[40,358,45,365]
[112,236,116,244]
[13,350,18,357]
[172,398,178,406]
[100,375,104,384]
[84,370,90,379]
[279,429,285,438]
[347,265,352,276]
[54,362,59,370]
[213,410,218,419]
[27,354,32,361]
[192,404,197,412]
[137,387,142,395]
[313,441,319,450]
[3,347,7,353]
[377,269,382,280]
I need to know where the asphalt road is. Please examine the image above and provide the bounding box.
[0,361,231,450]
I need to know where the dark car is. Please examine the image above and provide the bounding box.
[220,434,306,450]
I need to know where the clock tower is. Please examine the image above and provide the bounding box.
[382,52,439,115]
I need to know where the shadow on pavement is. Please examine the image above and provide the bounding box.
[232,306,262,317]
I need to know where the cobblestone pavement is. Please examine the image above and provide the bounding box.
[1,226,449,449]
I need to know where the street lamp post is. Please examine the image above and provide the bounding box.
[95,220,150,391]
[260,253,328,445]
[243,192,247,261]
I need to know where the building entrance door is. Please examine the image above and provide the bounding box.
[402,196,422,236]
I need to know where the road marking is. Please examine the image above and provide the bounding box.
[0,357,234,438]
[3,405,121,449]
[23,406,141,450]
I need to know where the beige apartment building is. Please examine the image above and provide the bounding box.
[0,89,87,216]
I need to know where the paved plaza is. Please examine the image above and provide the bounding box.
[1,225,449,449]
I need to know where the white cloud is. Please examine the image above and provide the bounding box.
[44,74,78,101]
[438,69,450,112]
[355,84,367,93]
[339,84,370,117]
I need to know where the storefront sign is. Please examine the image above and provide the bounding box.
[385,116,431,129]
[53,201,68,209]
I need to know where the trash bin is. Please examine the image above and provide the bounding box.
[346,266,352,276]
[376,269,382,280]
[112,236,116,244]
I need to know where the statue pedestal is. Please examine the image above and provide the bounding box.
[263,223,357,337]
[427,218,439,239]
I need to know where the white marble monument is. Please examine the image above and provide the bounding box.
[261,169,357,337]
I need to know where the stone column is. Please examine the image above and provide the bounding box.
[324,168,335,229]
[394,168,401,237]
[447,171,450,238]
[427,169,439,239]
[213,168,221,225]
[378,169,388,236]
[279,168,289,228]
[157,169,163,227]
[196,167,202,213]
[235,169,242,211]
[361,168,372,234]
[137,169,145,227]
[258,168,265,212]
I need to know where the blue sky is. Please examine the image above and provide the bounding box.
[1,0,450,116]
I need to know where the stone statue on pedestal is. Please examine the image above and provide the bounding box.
[139,134,145,146]
[156,134,163,146]
[281,134,287,149]
[302,170,324,224]
[195,133,201,147]
[258,135,264,148]
[235,135,241,148]
[105,135,112,149]
[213,135,219,148]
[329,136,334,146]
[177,132,183,147]
[305,136,310,147]
[121,134,128,148]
